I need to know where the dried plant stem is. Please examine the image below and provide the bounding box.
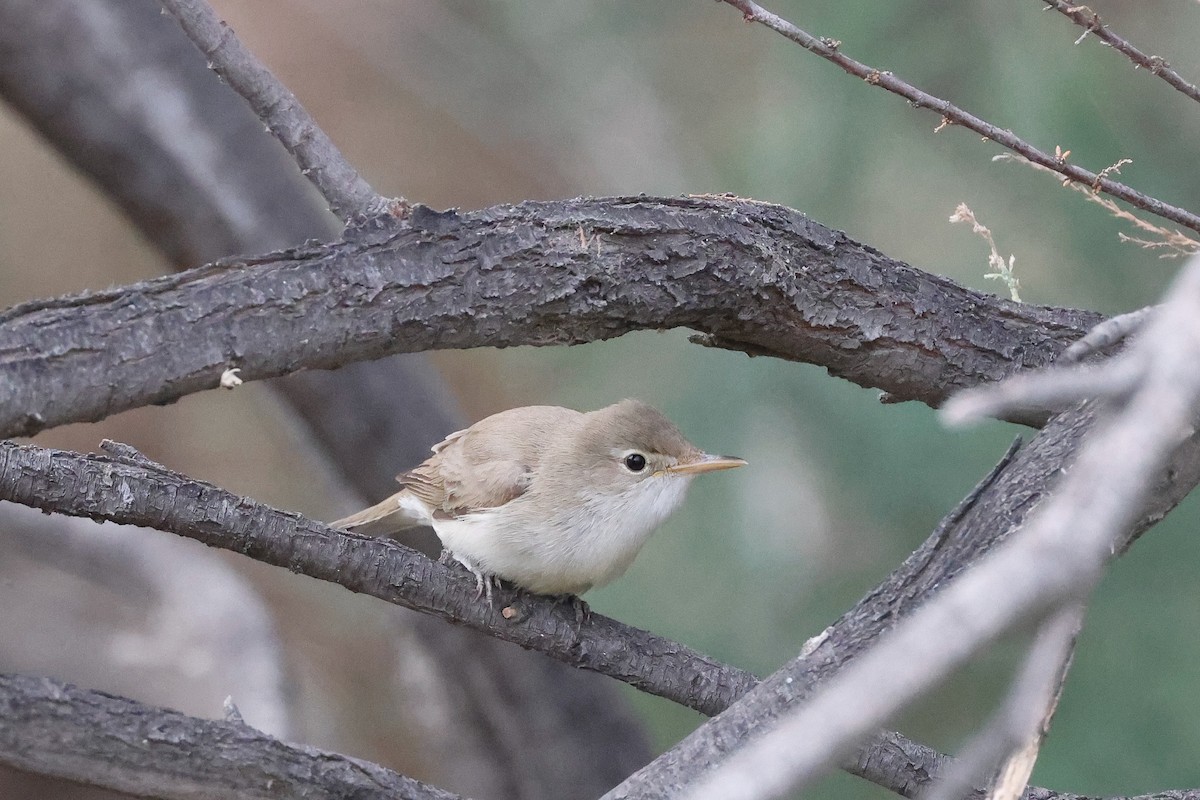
[949,203,1022,302]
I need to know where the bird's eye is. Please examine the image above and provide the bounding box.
[624,453,647,472]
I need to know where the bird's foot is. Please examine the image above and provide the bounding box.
[555,593,590,625]
[475,572,498,605]
[442,550,498,605]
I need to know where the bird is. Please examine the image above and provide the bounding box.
[331,399,746,600]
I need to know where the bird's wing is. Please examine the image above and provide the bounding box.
[399,458,531,518]
[395,405,580,519]
[398,425,534,518]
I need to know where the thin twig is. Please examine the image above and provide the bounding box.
[1041,1,1200,106]
[993,155,1198,257]
[717,0,1200,235]
[1060,306,1156,363]
[988,607,1079,800]
[941,357,1142,426]
[157,0,401,222]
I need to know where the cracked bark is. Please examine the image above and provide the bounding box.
[0,196,1102,439]
[5,392,1200,800]
[0,440,756,713]
[0,673,461,800]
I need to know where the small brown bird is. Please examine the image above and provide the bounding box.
[332,399,746,598]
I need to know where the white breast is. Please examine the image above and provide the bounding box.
[432,474,694,596]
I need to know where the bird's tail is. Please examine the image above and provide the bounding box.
[330,492,426,538]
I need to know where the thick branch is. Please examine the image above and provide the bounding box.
[0,673,460,800]
[7,399,1199,800]
[0,195,1101,438]
[0,2,654,794]
[5,418,1197,800]
[686,254,1200,799]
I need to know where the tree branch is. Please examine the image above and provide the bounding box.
[0,2,654,793]
[0,195,1102,439]
[928,603,1083,800]
[3,393,1185,800]
[0,4,1180,796]
[8,669,1197,800]
[157,0,393,222]
[1060,306,1154,363]
[716,0,1200,235]
[4,412,1198,800]
[1040,1,1200,106]
[0,440,757,716]
[0,673,460,800]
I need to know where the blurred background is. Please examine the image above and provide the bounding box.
[2,1,1199,797]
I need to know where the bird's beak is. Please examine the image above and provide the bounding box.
[665,453,748,476]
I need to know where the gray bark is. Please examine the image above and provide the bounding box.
[0,197,1103,439]
[0,673,461,800]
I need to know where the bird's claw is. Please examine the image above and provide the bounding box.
[444,549,498,605]
[558,594,590,625]
[474,572,498,605]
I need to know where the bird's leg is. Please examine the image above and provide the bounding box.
[442,549,496,604]
[480,573,496,605]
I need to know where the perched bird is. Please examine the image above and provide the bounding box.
[332,399,746,599]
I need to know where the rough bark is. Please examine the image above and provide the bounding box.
[6,397,1200,800]
[0,3,1180,800]
[0,673,460,800]
[0,196,1102,439]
